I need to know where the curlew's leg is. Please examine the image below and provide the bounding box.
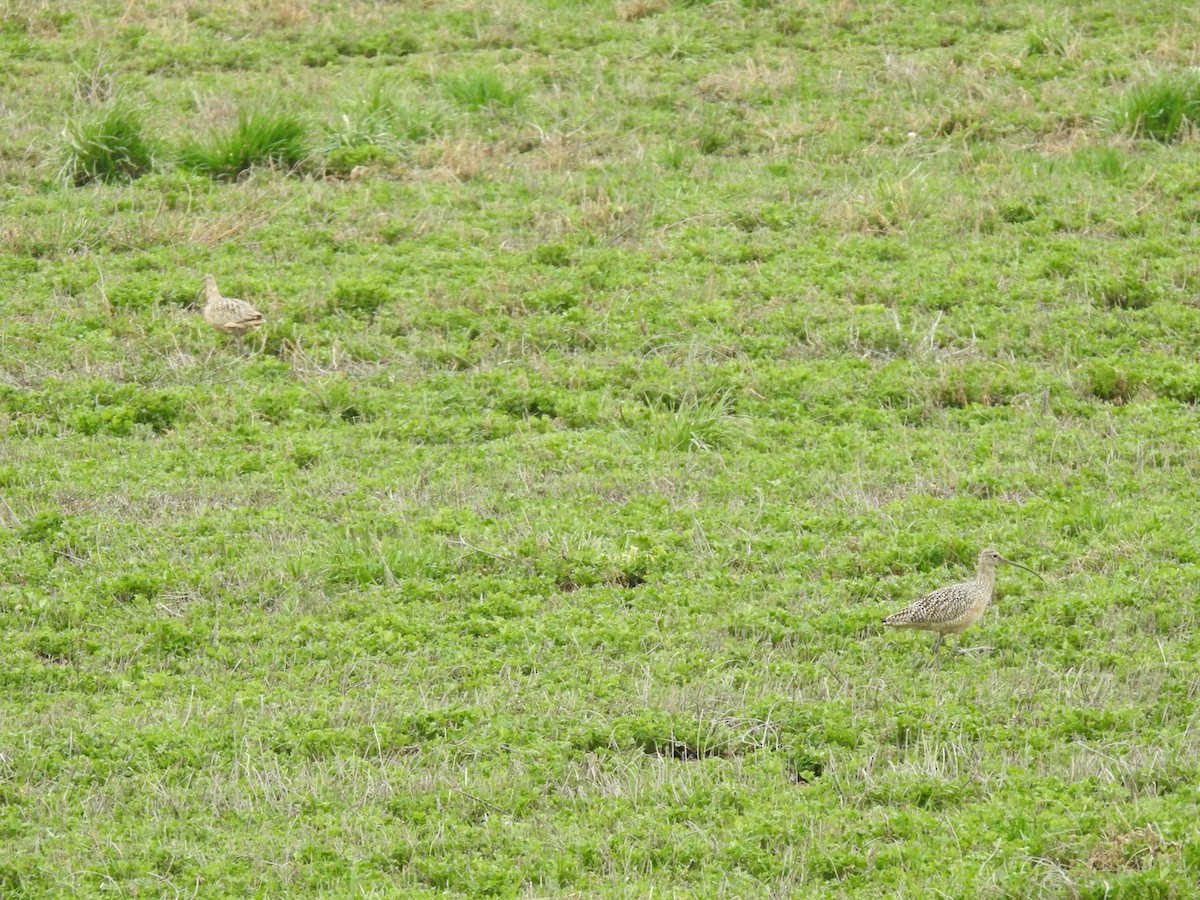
[930,633,943,658]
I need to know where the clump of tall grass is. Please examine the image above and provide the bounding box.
[1023,19,1079,58]
[641,393,745,452]
[443,70,522,111]
[1114,73,1200,142]
[58,103,156,186]
[325,83,443,150]
[321,83,444,177]
[179,106,310,180]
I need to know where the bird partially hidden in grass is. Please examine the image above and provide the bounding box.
[883,548,1044,659]
[200,274,264,345]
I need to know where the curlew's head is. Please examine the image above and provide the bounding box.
[978,548,1003,567]
[978,548,1044,583]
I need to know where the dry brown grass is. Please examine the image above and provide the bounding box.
[828,0,857,29]
[824,169,940,235]
[1036,125,1091,155]
[475,23,520,48]
[248,0,313,28]
[616,0,668,22]
[0,180,296,254]
[1088,826,1167,872]
[697,59,796,101]
[164,181,295,249]
[1150,19,1200,65]
[417,139,496,182]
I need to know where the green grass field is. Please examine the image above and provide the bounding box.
[3,0,1200,895]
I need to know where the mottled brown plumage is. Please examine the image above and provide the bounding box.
[200,274,264,337]
[883,549,1043,657]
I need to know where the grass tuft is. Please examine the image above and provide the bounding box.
[834,169,939,233]
[1097,272,1157,310]
[641,393,744,452]
[321,82,442,175]
[1073,146,1137,181]
[443,70,522,111]
[58,103,156,185]
[1115,73,1200,142]
[1023,20,1079,57]
[1082,361,1138,404]
[327,82,443,148]
[657,141,691,170]
[179,105,310,180]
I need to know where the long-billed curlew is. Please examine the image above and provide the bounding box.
[200,274,264,339]
[883,548,1043,658]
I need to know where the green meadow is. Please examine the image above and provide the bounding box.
[3,0,1200,895]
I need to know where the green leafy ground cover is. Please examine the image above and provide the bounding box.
[3,0,1200,895]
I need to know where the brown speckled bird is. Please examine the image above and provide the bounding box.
[200,274,264,338]
[883,549,1043,658]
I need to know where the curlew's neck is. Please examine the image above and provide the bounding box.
[974,559,998,598]
[203,279,221,303]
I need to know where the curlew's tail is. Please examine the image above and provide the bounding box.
[882,609,918,627]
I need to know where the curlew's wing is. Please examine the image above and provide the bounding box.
[231,312,265,330]
[882,581,971,627]
[214,298,265,330]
